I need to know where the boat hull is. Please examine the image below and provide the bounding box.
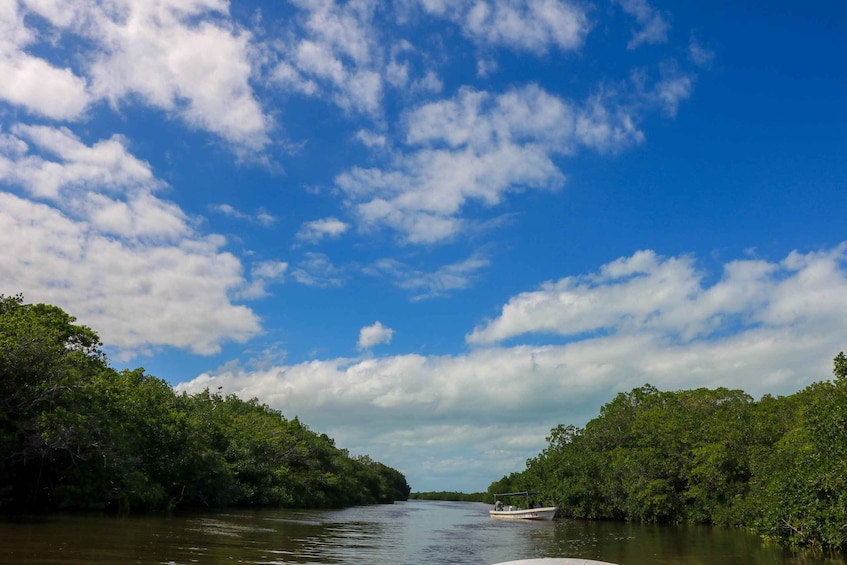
[494,557,615,565]
[489,506,557,521]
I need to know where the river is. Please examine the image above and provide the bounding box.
[1,500,845,564]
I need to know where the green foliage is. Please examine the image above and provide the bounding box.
[834,352,847,381]
[0,294,111,510]
[409,491,487,502]
[0,295,409,514]
[747,375,847,550]
[488,353,847,552]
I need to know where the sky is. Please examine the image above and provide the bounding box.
[1,0,846,493]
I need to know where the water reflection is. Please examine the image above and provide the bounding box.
[1,501,845,564]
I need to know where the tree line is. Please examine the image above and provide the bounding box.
[488,353,847,552]
[409,491,486,502]
[0,294,410,513]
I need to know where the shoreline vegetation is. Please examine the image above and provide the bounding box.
[416,354,847,555]
[0,294,410,514]
[4,294,846,555]
[487,352,847,553]
[409,491,486,502]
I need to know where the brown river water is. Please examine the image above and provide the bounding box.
[1,500,845,564]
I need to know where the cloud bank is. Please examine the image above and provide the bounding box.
[176,245,847,489]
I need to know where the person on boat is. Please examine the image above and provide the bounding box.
[494,500,503,511]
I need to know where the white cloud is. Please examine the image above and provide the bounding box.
[83,191,190,241]
[0,1,33,47]
[264,0,670,130]
[614,0,671,49]
[467,247,847,345]
[413,70,443,94]
[291,252,346,287]
[272,0,385,114]
[575,92,645,152]
[237,260,289,299]
[385,59,410,88]
[270,61,319,96]
[385,40,442,94]
[14,0,270,153]
[649,60,694,117]
[296,217,350,244]
[252,260,289,280]
[653,74,693,117]
[355,129,387,148]
[477,58,499,78]
[6,124,159,198]
[336,84,643,244]
[358,321,394,349]
[0,1,91,120]
[0,192,260,357]
[175,244,847,490]
[294,0,376,64]
[210,203,277,227]
[420,0,590,54]
[1,125,186,241]
[368,254,491,300]
[0,53,90,120]
[629,61,694,118]
[688,35,715,67]
[295,39,348,84]
[0,125,262,358]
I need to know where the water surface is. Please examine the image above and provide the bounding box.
[1,500,844,564]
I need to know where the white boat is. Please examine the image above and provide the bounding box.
[490,491,557,521]
[490,506,558,521]
[494,557,615,565]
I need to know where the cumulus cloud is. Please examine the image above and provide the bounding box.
[2,125,181,239]
[367,254,491,300]
[291,252,346,287]
[335,84,644,244]
[689,34,715,67]
[0,192,261,357]
[237,260,289,300]
[210,204,277,227]
[10,0,270,153]
[467,247,847,345]
[0,2,91,120]
[419,0,590,54]
[271,0,384,114]
[614,0,671,49]
[270,1,522,115]
[0,125,262,358]
[629,61,694,118]
[175,244,847,490]
[7,125,156,192]
[358,321,394,349]
[296,217,350,244]
[0,54,90,120]
[652,73,693,117]
[262,2,693,246]
[355,129,387,148]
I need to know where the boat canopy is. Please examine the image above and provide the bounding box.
[493,491,541,497]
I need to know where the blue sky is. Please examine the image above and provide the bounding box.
[1,0,845,492]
